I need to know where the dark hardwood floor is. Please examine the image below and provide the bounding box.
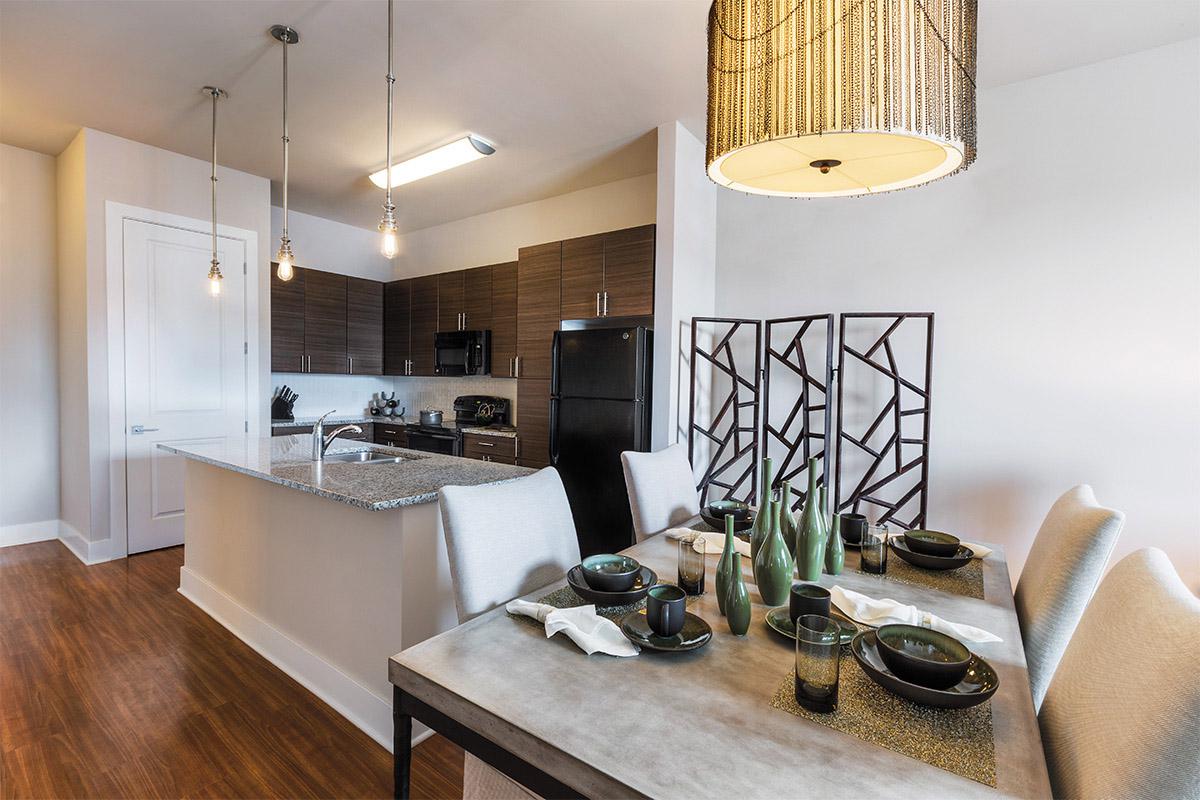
[0,541,464,799]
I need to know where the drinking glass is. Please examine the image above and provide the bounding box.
[677,533,706,595]
[795,614,840,713]
[860,523,890,574]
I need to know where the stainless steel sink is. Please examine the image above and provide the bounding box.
[321,449,407,465]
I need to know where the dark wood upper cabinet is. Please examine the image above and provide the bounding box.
[490,261,517,377]
[437,270,464,332]
[384,279,411,375]
[271,264,306,373]
[516,378,552,468]
[303,270,348,374]
[560,234,605,320]
[462,265,492,332]
[601,224,655,318]
[346,277,383,375]
[516,242,561,380]
[409,274,440,376]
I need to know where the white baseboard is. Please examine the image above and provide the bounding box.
[56,521,113,565]
[0,519,60,548]
[179,565,413,753]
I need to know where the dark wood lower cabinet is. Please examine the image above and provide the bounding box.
[462,433,517,464]
[516,379,552,469]
[374,423,408,449]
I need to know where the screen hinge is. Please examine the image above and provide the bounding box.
[244,342,248,355]
[244,420,249,433]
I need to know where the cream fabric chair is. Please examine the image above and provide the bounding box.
[439,467,580,799]
[621,443,700,542]
[1039,548,1200,799]
[1014,485,1124,710]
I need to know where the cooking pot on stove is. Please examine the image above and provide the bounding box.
[420,409,444,427]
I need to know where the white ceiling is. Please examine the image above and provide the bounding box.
[2,0,1196,233]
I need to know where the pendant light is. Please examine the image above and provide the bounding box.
[377,0,399,259]
[271,24,300,280]
[203,86,227,296]
[707,0,977,197]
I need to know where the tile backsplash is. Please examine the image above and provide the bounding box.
[270,374,518,422]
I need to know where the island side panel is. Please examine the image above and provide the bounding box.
[178,459,456,749]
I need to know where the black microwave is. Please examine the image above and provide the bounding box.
[434,330,491,376]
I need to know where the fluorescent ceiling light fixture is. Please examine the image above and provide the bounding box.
[369,135,495,188]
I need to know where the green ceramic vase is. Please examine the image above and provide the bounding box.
[795,457,826,581]
[750,457,774,564]
[715,513,737,616]
[725,552,752,636]
[779,480,799,557]
[754,500,794,607]
[825,513,845,575]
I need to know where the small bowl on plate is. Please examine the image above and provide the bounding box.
[875,624,972,689]
[580,554,641,592]
[700,500,754,533]
[903,529,961,557]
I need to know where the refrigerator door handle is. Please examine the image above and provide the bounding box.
[550,331,562,396]
[548,397,559,466]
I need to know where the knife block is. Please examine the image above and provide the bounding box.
[271,395,295,422]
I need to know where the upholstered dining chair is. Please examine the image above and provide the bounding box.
[1014,485,1124,710]
[1038,548,1200,799]
[621,443,700,542]
[439,467,581,800]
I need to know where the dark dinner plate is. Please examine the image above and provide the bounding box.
[850,631,999,709]
[700,501,755,533]
[890,538,974,571]
[620,610,712,652]
[566,565,657,607]
[764,606,858,646]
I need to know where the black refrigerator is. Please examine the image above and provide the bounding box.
[550,327,653,557]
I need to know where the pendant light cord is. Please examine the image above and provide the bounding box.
[210,89,219,266]
[281,34,290,243]
[385,0,394,212]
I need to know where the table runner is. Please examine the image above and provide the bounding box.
[770,664,997,786]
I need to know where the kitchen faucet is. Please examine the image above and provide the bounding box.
[312,410,363,461]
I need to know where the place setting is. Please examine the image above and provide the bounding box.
[845,518,991,601]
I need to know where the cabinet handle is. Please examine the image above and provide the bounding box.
[596,291,600,317]
[514,355,520,377]
[349,355,353,374]
[477,440,495,447]
[300,354,304,372]
[603,291,609,316]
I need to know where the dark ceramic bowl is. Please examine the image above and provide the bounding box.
[903,529,961,557]
[700,500,754,533]
[580,554,641,592]
[890,538,975,571]
[875,624,972,689]
[851,631,999,709]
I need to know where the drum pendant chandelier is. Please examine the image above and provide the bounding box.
[706,0,977,197]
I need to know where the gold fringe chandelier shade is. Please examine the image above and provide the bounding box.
[706,0,977,197]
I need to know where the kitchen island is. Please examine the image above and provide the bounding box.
[159,435,531,750]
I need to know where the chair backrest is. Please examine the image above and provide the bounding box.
[1039,548,1200,799]
[620,443,700,542]
[439,467,581,624]
[1014,485,1123,709]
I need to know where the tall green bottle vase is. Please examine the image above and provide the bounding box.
[715,514,737,616]
[754,500,794,607]
[724,552,751,636]
[750,457,774,564]
[825,513,846,575]
[795,457,825,581]
[780,480,799,557]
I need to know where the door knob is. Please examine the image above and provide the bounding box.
[130,425,160,435]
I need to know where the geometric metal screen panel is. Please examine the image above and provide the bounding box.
[763,314,834,512]
[688,317,762,506]
[834,313,935,530]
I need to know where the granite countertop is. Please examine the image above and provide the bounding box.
[459,426,519,439]
[158,436,532,511]
[271,415,382,428]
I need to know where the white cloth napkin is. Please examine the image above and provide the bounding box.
[505,599,639,657]
[886,530,993,559]
[664,527,751,558]
[830,585,1002,643]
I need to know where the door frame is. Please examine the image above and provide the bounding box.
[105,201,260,560]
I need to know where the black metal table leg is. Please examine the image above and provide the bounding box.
[394,686,412,800]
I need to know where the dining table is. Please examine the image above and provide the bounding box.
[388,518,1052,799]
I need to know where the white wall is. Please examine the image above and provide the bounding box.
[712,40,1200,589]
[393,173,656,277]
[56,128,271,555]
[652,122,717,455]
[270,206,391,282]
[0,144,60,539]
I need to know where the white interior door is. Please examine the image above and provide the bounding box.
[123,219,247,554]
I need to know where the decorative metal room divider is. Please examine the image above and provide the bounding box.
[763,314,834,512]
[688,318,761,506]
[833,313,935,530]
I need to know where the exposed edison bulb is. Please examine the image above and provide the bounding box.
[380,228,399,259]
[209,274,222,296]
[276,254,294,282]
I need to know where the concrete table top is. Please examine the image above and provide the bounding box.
[390,522,1051,798]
